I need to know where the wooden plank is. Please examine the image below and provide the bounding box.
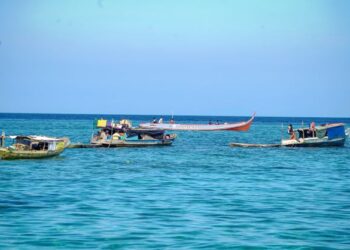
[230,142,281,148]
[67,144,103,148]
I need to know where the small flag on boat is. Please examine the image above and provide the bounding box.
[97,119,107,128]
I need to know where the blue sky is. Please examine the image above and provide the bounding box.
[0,0,349,117]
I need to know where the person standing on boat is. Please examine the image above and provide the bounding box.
[0,131,5,147]
[310,121,316,137]
[288,124,296,140]
[100,130,107,141]
[169,118,175,124]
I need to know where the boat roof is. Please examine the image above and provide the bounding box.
[127,128,165,137]
[320,123,345,129]
[9,135,63,142]
[129,128,165,133]
[295,123,345,131]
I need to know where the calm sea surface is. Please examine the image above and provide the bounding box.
[0,114,350,249]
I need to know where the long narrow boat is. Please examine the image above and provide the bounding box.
[139,113,255,131]
[0,135,70,160]
[68,139,174,148]
[230,142,281,148]
[101,138,174,147]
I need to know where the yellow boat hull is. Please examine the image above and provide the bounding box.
[0,147,65,160]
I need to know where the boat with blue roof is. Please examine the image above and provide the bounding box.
[281,123,346,147]
[230,122,347,148]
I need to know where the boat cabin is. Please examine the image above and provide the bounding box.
[283,123,346,147]
[292,123,345,140]
[9,136,63,151]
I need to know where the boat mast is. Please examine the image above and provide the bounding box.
[281,123,284,143]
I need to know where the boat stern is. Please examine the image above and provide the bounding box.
[0,148,8,159]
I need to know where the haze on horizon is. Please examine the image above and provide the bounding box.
[0,0,349,117]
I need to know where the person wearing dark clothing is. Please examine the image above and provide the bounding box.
[288,124,296,140]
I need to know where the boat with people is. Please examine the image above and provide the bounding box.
[0,134,70,160]
[139,113,255,131]
[282,122,346,147]
[230,122,347,148]
[86,119,176,147]
[102,130,175,147]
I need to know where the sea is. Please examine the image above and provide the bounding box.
[0,113,349,249]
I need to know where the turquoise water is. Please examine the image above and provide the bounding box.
[1,114,350,249]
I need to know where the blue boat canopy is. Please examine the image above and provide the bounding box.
[327,125,345,140]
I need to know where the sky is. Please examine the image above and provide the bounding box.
[0,0,349,117]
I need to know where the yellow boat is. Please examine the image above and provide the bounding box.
[0,135,70,160]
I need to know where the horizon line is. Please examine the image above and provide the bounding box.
[0,112,349,119]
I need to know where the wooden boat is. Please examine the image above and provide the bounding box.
[230,123,347,148]
[139,113,255,131]
[90,122,176,147]
[101,138,174,147]
[69,139,174,148]
[0,135,70,160]
[67,143,103,149]
[281,123,346,147]
[230,142,281,148]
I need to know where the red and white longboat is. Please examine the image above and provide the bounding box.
[139,114,255,131]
